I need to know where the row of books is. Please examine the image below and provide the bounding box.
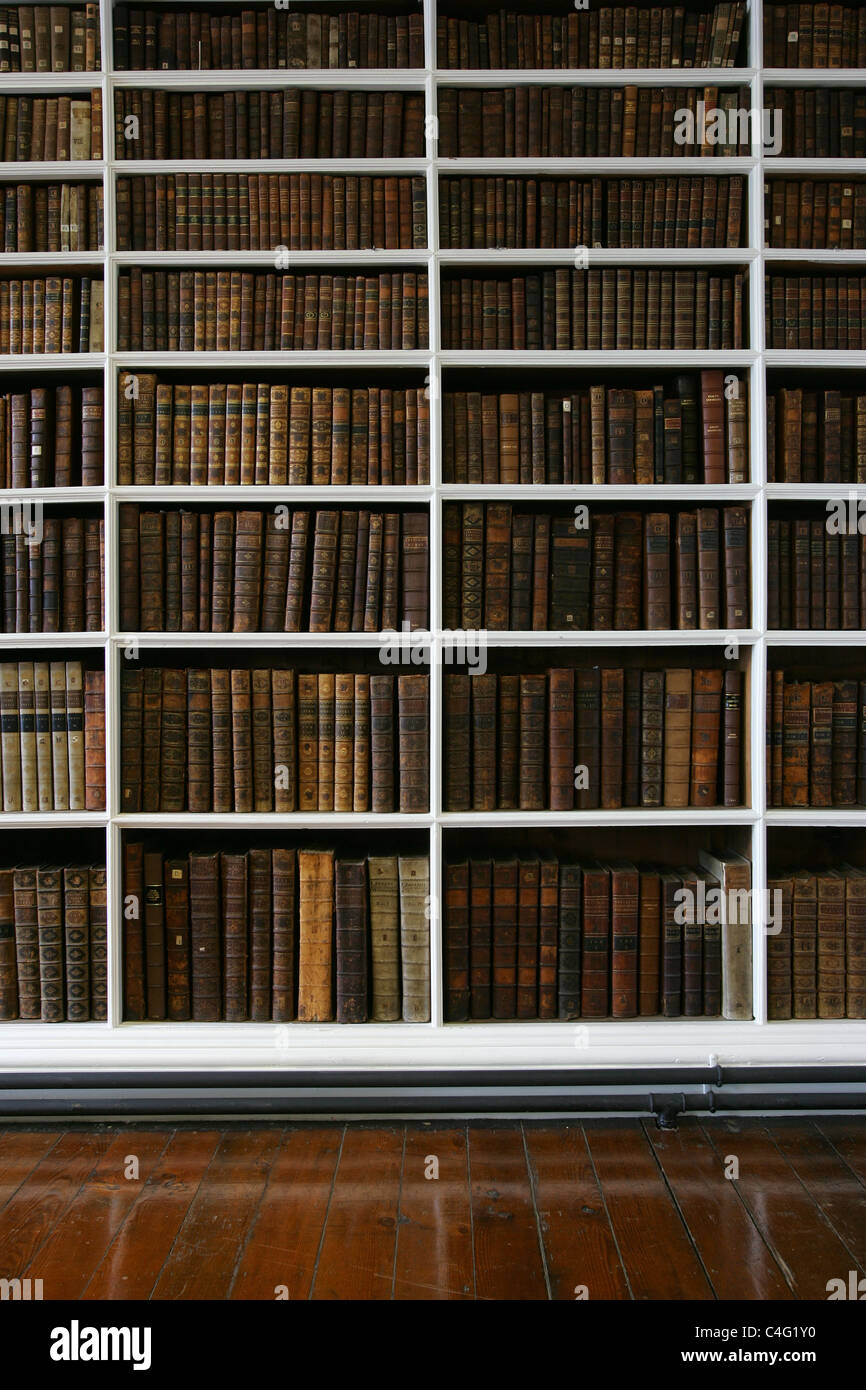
[117,506,429,635]
[120,667,430,815]
[116,270,430,353]
[767,672,866,807]
[437,5,747,70]
[116,174,429,254]
[765,179,866,250]
[1,515,103,634]
[768,518,866,630]
[768,387,866,483]
[439,86,750,157]
[441,270,746,351]
[439,175,745,251]
[113,7,425,72]
[444,378,750,486]
[444,849,752,1022]
[764,6,866,67]
[0,91,102,162]
[112,88,425,161]
[765,87,866,159]
[0,661,105,812]
[2,182,103,253]
[0,276,103,355]
[443,376,748,486]
[444,504,749,632]
[0,862,106,1022]
[0,385,102,488]
[0,5,100,73]
[123,845,431,1025]
[444,667,743,812]
[768,865,866,1021]
[119,378,430,488]
[765,273,866,350]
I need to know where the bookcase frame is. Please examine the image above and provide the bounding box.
[1,0,866,1076]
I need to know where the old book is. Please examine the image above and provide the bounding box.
[336,858,367,1023]
[297,849,334,1022]
[36,865,64,1022]
[399,854,429,1021]
[143,850,166,1020]
[698,847,752,1020]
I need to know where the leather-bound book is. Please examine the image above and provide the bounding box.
[791,868,818,1018]
[188,851,220,1022]
[232,510,263,632]
[0,869,18,1020]
[531,514,550,629]
[607,388,635,483]
[443,672,470,811]
[663,397,683,483]
[484,502,512,629]
[221,852,248,1022]
[18,662,36,812]
[368,856,400,1022]
[600,666,624,808]
[782,678,811,807]
[442,502,461,629]
[548,667,574,810]
[460,502,483,628]
[309,510,338,632]
[186,669,211,813]
[575,667,601,810]
[722,669,742,806]
[36,865,64,1022]
[370,672,395,812]
[581,862,610,1019]
[842,865,866,1019]
[209,668,231,812]
[469,858,492,1019]
[159,667,186,811]
[316,672,335,812]
[810,681,834,806]
[122,842,146,1021]
[296,672,318,814]
[13,866,39,1019]
[690,668,722,806]
[271,847,296,1023]
[816,868,845,1018]
[557,861,581,1021]
[398,855,429,1022]
[333,672,354,813]
[519,673,546,810]
[87,861,106,1022]
[859,680,866,806]
[613,512,641,629]
[623,668,641,806]
[63,866,89,1022]
[698,848,752,1020]
[675,863,702,1017]
[497,674,520,809]
[248,848,271,1022]
[722,505,748,629]
[491,857,518,1018]
[640,670,664,807]
[832,678,858,804]
[83,668,105,811]
[400,511,428,630]
[397,673,428,813]
[516,858,539,1018]
[164,858,190,1022]
[608,860,639,1019]
[638,869,661,1016]
[335,858,367,1024]
[65,660,85,811]
[699,370,726,484]
[468,672,495,810]
[230,668,253,812]
[591,513,615,630]
[47,660,68,811]
[663,668,692,807]
[696,508,720,629]
[644,513,671,629]
[551,515,590,629]
[659,871,683,1018]
[444,856,469,1023]
[675,511,698,628]
[142,850,166,1021]
[538,857,558,1020]
[770,669,784,806]
[767,874,793,1020]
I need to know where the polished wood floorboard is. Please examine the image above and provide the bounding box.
[1,1118,864,1300]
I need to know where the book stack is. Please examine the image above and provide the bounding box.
[122,844,430,1023]
[437,4,748,67]
[118,506,429,633]
[441,270,746,350]
[0,90,103,159]
[443,374,748,484]
[768,515,866,629]
[0,660,105,811]
[117,377,430,486]
[444,504,749,631]
[2,181,104,251]
[0,5,102,71]
[0,862,107,1021]
[113,89,425,159]
[767,865,866,1020]
[1,513,104,632]
[767,671,866,807]
[438,175,746,250]
[767,386,866,480]
[120,667,429,814]
[0,275,104,353]
[112,7,426,70]
[444,666,743,811]
[445,849,752,1021]
[116,269,430,352]
[116,174,428,252]
[0,384,103,486]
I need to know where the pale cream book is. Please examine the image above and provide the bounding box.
[698,848,752,1020]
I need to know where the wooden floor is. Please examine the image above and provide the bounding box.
[0,1116,865,1300]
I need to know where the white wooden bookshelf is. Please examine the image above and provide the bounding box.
[1,0,865,1076]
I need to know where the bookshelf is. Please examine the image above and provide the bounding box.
[1,0,865,1078]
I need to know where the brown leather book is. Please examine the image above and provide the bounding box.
[548,667,575,810]
[271,847,296,1022]
[699,370,726,484]
[0,868,18,1020]
[142,850,166,1021]
[519,673,546,810]
[600,667,624,808]
[336,858,368,1023]
[832,678,857,804]
[675,511,698,628]
[843,864,866,1019]
[188,851,221,1022]
[696,507,721,629]
[397,673,428,813]
[445,859,470,1023]
[722,505,748,629]
[36,865,64,1022]
[247,847,271,1021]
[644,513,671,629]
[538,857,558,1021]
[698,847,752,1020]
[722,668,742,806]
[470,857,492,1019]
[581,862,610,1019]
[663,668,692,807]
[516,858,539,1018]
[782,678,811,806]
[690,668,723,806]
[638,869,661,1017]
[470,672,497,810]
[659,871,683,1018]
[83,668,104,811]
[491,857,518,1019]
[317,671,335,812]
[369,855,401,1022]
[370,672,395,812]
[484,502,512,629]
[608,860,639,1019]
[767,875,793,1020]
[810,680,834,807]
[575,667,601,810]
[221,851,248,1022]
[444,672,470,811]
[817,868,846,1019]
[164,858,190,1021]
[297,671,318,814]
[12,866,39,1019]
[791,868,818,1018]
[62,865,89,1023]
